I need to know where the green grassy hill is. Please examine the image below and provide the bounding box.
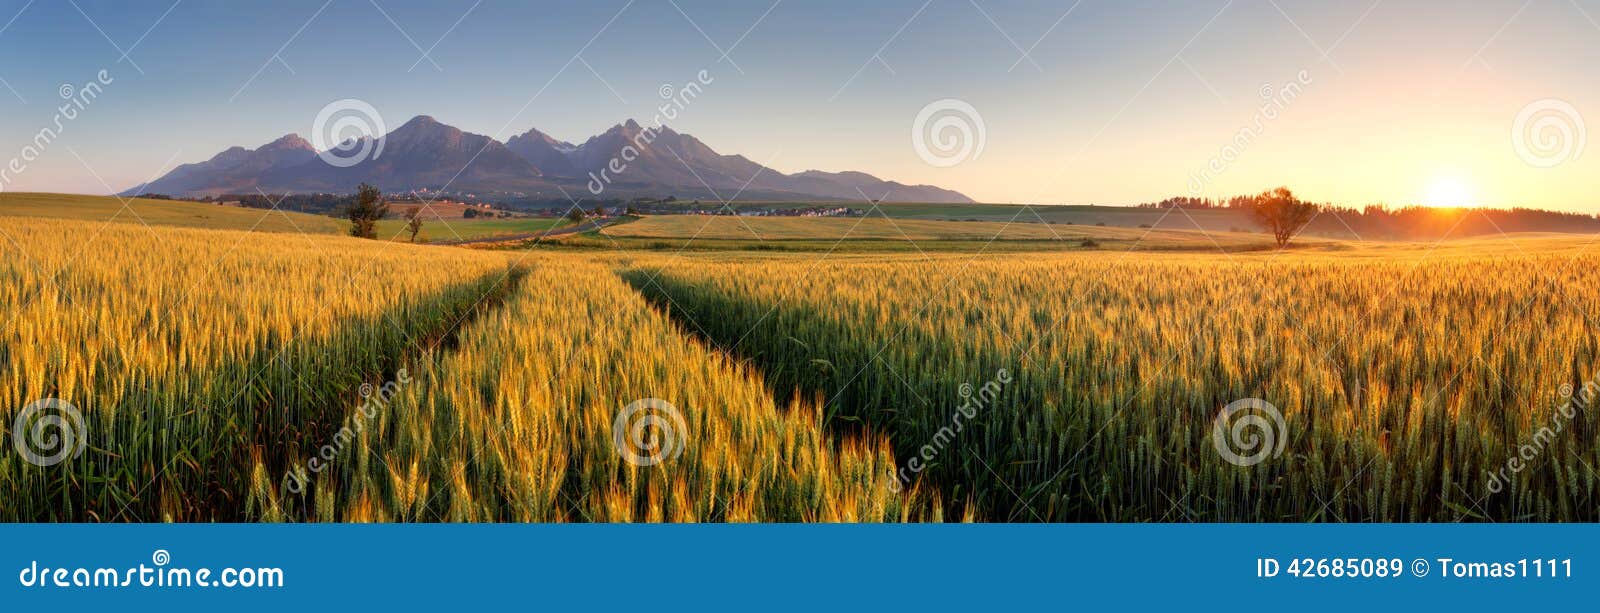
[0,193,577,244]
[0,192,344,234]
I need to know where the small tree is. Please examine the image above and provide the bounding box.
[1247,186,1317,248]
[346,183,388,239]
[566,207,587,223]
[406,208,424,242]
[593,205,607,218]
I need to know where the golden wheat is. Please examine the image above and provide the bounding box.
[0,217,510,520]
[250,257,941,522]
[632,245,1600,521]
[9,211,1593,522]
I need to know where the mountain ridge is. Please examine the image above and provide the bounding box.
[130,115,974,204]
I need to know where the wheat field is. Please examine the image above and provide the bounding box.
[631,241,1600,521]
[4,210,1597,522]
[0,216,512,520]
[249,258,941,522]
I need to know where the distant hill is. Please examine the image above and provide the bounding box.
[0,192,344,234]
[130,116,974,204]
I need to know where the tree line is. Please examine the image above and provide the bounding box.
[1139,190,1600,244]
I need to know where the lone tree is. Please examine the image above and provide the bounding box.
[346,183,388,239]
[406,207,424,242]
[1246,186,1317,248]
[566,207,587,223]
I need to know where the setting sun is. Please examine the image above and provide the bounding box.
[1422,176,1480,208]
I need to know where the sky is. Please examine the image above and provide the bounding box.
[0,0,1594,210]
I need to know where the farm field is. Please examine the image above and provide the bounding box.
[0,214,939,521]
[604,214,1254,243]
[0,215,513,520]
[374,216,571,243]
[826,202,1257,232]
[251,259,941,522]
[0,192,345,234]
[571,213,1289,252]
[0,193,574,245]
[627,238,1600,522]
[4,209,1599,522]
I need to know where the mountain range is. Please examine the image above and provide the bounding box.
[130,115,973,203]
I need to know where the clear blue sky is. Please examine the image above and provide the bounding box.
[1,0,1595,209]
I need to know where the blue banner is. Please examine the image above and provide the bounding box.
[2,524,1590,610]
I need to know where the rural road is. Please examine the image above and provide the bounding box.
[437,217,621,246]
